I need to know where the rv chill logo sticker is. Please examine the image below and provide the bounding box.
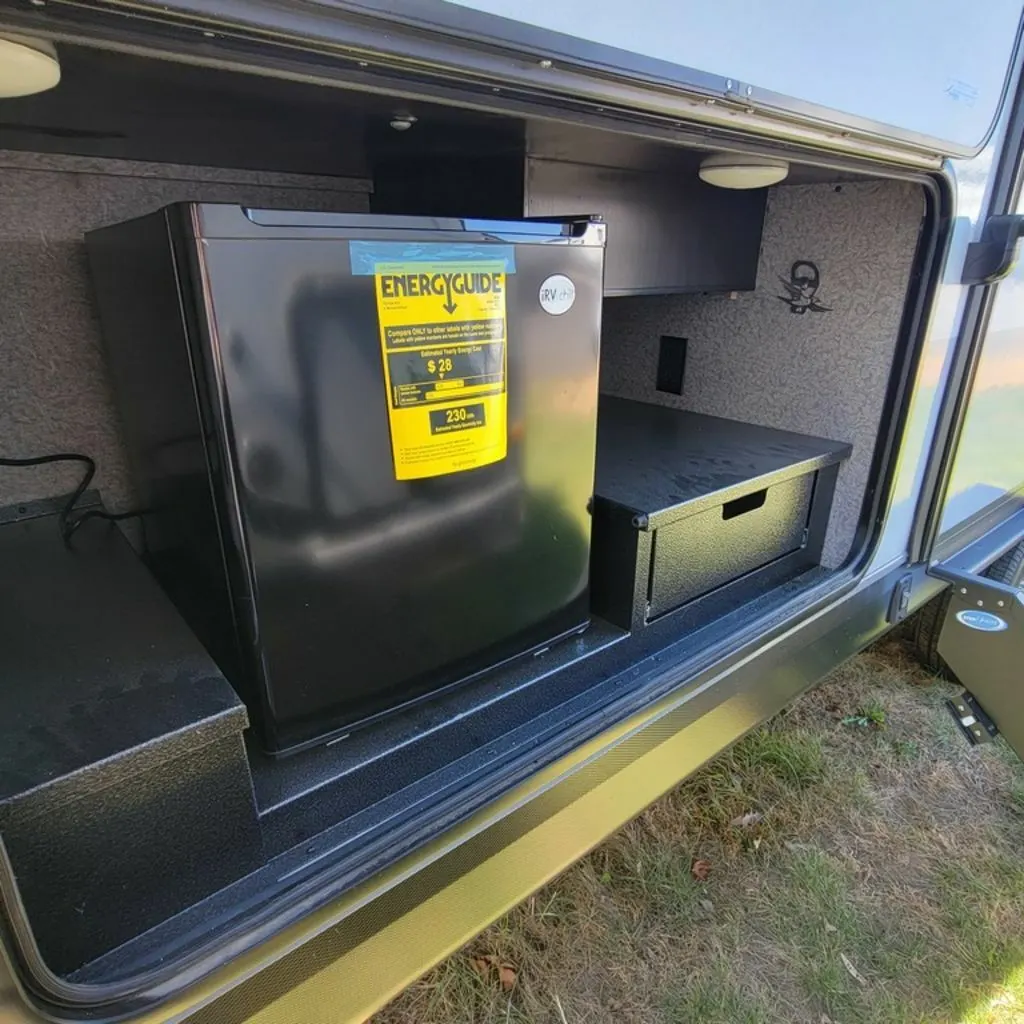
[350,241,512,481]
[539,274,576,316]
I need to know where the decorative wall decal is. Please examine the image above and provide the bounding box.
[778,260,832,314]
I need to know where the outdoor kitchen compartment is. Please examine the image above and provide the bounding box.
[86,206,605,753]
[591,397,852,629]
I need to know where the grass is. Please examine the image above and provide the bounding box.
[371,638,1024,1024]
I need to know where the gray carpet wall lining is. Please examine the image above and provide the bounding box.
[0,150,371,512]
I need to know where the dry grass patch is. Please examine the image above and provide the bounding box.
[372,637,1024,1024]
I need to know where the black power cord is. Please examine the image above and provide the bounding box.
[0,453,148,545]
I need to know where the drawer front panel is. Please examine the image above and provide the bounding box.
[650,472,815,617]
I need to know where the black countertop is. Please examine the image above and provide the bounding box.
[595,396,852,529]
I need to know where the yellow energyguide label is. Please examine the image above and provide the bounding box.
[371,259,508,480]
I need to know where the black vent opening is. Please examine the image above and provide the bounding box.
[655,335,688,395]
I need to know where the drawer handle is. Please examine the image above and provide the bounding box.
[722,489,768,520]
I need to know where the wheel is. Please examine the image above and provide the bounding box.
[908,540,1023,676]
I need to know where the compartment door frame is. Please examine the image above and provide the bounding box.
[916,65,1024,567]
[915,62,1024,760]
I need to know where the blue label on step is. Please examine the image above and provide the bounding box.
[955,609,1009,632]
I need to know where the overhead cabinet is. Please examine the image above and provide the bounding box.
[524,159,767,296]
[374,154,767,297]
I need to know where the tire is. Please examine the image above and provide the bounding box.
[987,542,1024,587]
[910,589,951,676]
[908,540,1023,676]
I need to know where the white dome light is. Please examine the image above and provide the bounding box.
[0,35,61,99]
[699,153,789,189]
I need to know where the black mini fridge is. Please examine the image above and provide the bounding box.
[87,206,605,752]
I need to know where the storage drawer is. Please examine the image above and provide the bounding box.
[649,472,814,618]
[590,398,852,631]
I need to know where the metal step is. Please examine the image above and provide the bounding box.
[930,564,1024,758]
